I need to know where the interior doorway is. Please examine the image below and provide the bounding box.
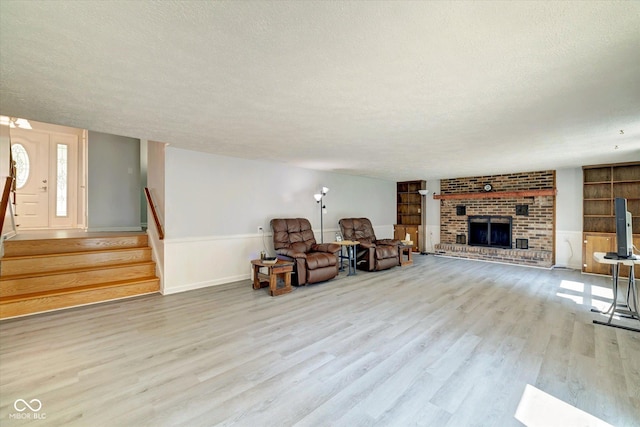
[10,122,86,230]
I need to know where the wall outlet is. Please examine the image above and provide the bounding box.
[257,226,263,233]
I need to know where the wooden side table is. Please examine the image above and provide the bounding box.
[399,244,413,266]
[334,240,359,276]
[251,259,294,296]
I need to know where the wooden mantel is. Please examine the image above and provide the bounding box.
[433,189,557,200]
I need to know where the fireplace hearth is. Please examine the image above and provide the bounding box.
[468,215,512,249]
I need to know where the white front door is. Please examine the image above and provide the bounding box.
[10,128,79,229]
[11,131,50,228]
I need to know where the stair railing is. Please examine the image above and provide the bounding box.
[1,176,17,256]
[1,176,16,234]
[144,187,164,240]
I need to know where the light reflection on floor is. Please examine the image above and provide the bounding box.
[515,384,613,427]
[557,279,624,312]
[556,278,639,329]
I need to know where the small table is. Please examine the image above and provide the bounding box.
[591,252,639,333]
[334,240,359,276]
[251,259,294,296]
[398,244,413,266]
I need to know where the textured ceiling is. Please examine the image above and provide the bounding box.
[1,1,639,181]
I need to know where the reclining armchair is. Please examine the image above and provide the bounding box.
[270,218,340,286]
[339,218,401,271]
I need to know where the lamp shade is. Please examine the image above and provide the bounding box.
[314,193,322,202]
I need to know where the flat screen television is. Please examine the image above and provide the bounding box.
[612,197,635,259]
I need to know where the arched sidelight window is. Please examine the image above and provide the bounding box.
[10,143,30,189]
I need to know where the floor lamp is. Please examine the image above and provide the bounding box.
[418,189,429,254]
[314,187,329,243]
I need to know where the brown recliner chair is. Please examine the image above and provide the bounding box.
[339,218,400,271]
[270,218,340,286]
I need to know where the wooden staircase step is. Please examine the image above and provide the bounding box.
[0,277,160,319]
[2,233,148,257]
[1,247,153,277]
[0,232,160,319]
[0,262,157,298]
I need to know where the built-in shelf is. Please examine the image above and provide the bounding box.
[433,189,556,201]
[582,162,640,278]
[583,162,640,234]
[395,180,426,252]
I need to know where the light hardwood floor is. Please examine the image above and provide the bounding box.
[0,256,638,426]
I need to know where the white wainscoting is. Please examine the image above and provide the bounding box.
[424,224,441,253]
[162,225,395,295]
[163,234,260,295]
[145,227,165,293]
[555,230,583,270]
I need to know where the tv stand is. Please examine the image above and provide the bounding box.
[592,252,639,333]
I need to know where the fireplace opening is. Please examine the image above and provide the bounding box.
[468,215,512,249]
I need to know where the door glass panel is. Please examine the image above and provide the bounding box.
[11,143,30,189]
[56,144,68,217]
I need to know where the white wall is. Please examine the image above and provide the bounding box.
[424,179,441,253]
[87,131,142,231]
[140,139,148,227]
[162,147,395,294]
[146,140,166,290]
[159,158,584,294]
[555,167,583,269]
[0,124,10,177]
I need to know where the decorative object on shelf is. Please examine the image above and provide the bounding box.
[484,183,493,192]
[314,186,329,243]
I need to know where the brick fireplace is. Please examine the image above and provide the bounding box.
[434,170,556,267]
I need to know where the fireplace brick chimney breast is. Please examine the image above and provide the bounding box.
[436,170,555,267]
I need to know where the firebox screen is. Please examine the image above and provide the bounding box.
[468,216,512,249]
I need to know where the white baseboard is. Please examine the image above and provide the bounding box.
[162,274,249,295]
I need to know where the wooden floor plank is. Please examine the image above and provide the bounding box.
[0,255,638,426]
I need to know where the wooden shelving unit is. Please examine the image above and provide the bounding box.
[394,180,426,252]
[583,162,640,277]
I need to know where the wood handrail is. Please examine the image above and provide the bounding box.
[433,189,557,200]
[1,176,13,233]
[144,187,164,240]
